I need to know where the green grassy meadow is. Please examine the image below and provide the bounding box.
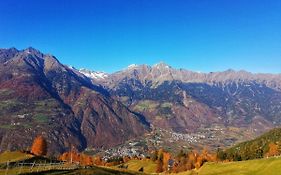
[198,157,281,175]
[120,159,157,174]
[0,151,33,164]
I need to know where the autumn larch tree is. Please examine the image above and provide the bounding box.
[156,151,164,173]
[162,151,171,172]
[31,135,47,156]
[265,142,279,157]
[93,156,104,166]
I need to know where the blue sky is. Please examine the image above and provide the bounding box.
[0,0,280,73]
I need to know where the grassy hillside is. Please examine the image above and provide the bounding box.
[220,127,281,160]
[0,151,145,175]
[120,159,157,174]
[198,156,281,175]
[20,166,144,175]
[0,151,33,164]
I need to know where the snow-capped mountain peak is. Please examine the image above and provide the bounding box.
[79,68,108,79]
[127,64,138,69]
[152,62,171,69]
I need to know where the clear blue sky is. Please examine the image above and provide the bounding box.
[0,0,280,73]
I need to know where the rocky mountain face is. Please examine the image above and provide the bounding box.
[0,48,149,155]
[78,68,108,80]
[1,47,280,154]
[91,63,281,136]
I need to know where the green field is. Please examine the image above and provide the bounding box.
[0,151,33,164]
[0,152,144,175]
[133,100,159,112]
[120,159,157,174]
[0,166,142,175]
[18,166,143,175]
[197,157,281,175]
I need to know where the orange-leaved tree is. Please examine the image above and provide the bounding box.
[156,151,164,173]
[93,155,105,166]
[265,142,279,157]
[58,150,94,166]
[31,135,47,156]
[163,151,171,171]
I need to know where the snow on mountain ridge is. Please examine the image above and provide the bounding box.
[79,68,108,79]
[125,64,139,70]
[152,62,171,69]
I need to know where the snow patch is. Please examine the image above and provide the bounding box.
[79,69,108,79]
[127,64,138,69]
[153,62,171,69]
[67,65,76,70]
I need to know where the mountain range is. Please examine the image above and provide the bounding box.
[79,62,281,132]
[0,47,281,154]
[0,47,149,154]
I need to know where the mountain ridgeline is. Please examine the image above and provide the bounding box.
[83,62,281,134]
[0,47,281,155]
[0,48,149,155]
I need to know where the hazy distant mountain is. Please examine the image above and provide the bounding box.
[0,48,149,154]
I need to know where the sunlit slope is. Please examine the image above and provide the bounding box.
[198,157,281,175]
